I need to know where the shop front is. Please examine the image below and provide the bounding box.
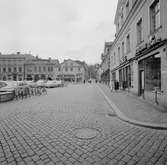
[136,39,167,110]
[138,53,161,96]
[118,64,132,90]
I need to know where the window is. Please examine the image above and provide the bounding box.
[78,67,81,72]
[70,68,73,71]
[117,23,120,31]
[19,67,22,73]
[137,19,143,44]
[114,52,116,65]
[43,66,46,72]
[8,67,12,73]
[48,66,50,72]
[50,66,53,72]
[65,67,68,72]
[39,66,41,72]
[126,1,129,16]
[121,13,124,26]
[118,47,121,63]
[58,68,61,71]
[150,0,160,33]
[3,68,6,73]
[122,42,125,59]
[14,67,17,72]
[34,66,37,72]
[126,34,130,53]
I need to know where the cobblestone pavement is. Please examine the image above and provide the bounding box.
[0,84,167,165]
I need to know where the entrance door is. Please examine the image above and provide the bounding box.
[139,70,144,96]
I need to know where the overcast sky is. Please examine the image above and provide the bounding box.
[0,0,118,64]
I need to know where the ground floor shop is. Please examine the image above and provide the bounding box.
[57,74,84,82]
[136,42,167,109]
[111,61,133,91]
[0,73,24,81]
[101,69,110,85]
[26,74,53,81]
[110,40,167,109]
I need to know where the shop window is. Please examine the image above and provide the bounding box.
[150,0,160,33]
[144,55,161,91]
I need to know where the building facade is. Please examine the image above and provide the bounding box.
[100,42,112,85]
[0,53,60,81]
[110,0,167,108]
[25,57,58,81]
[57,59,88,82]
[0,52,34,81]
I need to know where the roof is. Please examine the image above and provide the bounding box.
[0,53,35,60]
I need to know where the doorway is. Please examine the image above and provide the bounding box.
[139,70,144,96]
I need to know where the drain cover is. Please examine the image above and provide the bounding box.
[75,128,100,139]
[108,113,116,117]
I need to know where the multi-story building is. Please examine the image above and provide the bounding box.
[57,59,88,82]
[25,57,59,81]
[0,52,34,81]
[0,53,60,81]
[110,0,167,108]
[100,42,112,85]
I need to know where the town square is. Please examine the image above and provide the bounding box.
[0,0,167,164]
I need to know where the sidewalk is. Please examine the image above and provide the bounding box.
[98,84,167,129]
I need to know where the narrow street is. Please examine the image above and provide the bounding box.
[0,84,167,165]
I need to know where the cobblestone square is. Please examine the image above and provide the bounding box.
[0,84,167,165]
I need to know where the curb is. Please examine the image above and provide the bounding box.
[97,85,167,130]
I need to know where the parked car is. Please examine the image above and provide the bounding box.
[55,80,64,87]
[36,80,46,87]
[0,81,18,92]
[45,80,58,88]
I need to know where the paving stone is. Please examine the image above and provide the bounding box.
[0,85,167,165]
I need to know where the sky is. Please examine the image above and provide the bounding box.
[0,0,118,65]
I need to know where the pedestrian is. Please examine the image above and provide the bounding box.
[42,86,47,95]
[14,87,19,100]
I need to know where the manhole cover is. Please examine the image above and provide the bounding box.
[75,128,100,139]
[108,113,117,117]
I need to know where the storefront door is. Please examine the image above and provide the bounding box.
[139,70,144,96]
